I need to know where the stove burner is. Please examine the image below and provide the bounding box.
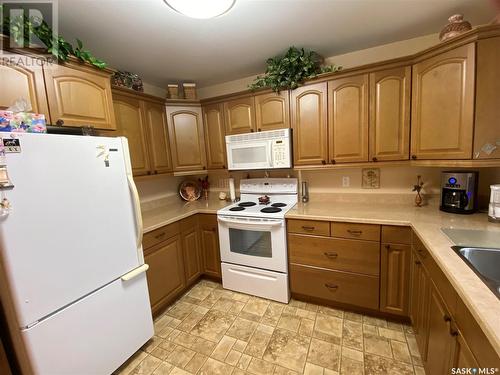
[238,202,257,207]
[229,206,245,211]
[271,203,287,208]
[261,207,282,213]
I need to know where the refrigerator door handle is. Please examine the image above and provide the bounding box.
[121,264,149,282]
[127,174,143,249]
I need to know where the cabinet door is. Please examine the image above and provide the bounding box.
[369,67,411,161]
[290,82,328,166]
[426,285,455,375]
[224,97,256,135]
[0,58,50,122]
[328,74,369,163]
[255,91,290,131]
[203,103,227,169]
[451,331,479,370]
[380,243,410,316]
[410,254,431,361]
[43,63,116,130]
[411,44,475,160]
[182,227,202,286]
[111,95,150,176]
[166,105,207,172]
[143,101,172,174]
[144,235,185,314]
[199,214,221,278]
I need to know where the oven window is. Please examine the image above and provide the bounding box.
[229,228,272,258]
[231,146,267,164]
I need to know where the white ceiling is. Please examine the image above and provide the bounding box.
[58,0,494,88]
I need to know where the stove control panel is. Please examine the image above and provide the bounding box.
[240,178,298,195]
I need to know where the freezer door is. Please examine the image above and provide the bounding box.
[22,273,153,375]
[0,133,143,327]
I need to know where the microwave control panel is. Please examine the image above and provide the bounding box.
[271,140,291,168]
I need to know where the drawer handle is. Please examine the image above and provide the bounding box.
[154,232,166,240]
[415,260,421,265]
[324,283,339,291]
[302,226,316,231]
[347,229,362,236]
[323,252,338,259]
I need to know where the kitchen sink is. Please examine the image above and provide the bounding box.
[452,246,500,298]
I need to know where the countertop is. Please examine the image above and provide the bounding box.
[141,194,500,356]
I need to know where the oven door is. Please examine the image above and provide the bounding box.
[217,215,287,273]
[226,140,272,170]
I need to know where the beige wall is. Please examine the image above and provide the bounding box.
[198,33,439,99]
[136,174,182,203]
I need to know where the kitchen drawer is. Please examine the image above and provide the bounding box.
[287,219,330,236]
[288,234,380,276]
[290,264,379,310]
[331,222,380,242]
[382,226,411,245]
[143,222,180,250]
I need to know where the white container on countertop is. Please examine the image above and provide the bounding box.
[488,184,500,223]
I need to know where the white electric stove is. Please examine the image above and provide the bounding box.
[217,178,298,303]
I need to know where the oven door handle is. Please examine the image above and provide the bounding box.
[218,216,283,227]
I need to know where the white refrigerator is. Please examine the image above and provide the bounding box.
[0,133,154,374]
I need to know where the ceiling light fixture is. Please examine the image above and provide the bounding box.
[164,0,235,19]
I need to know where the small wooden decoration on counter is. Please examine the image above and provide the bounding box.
[439,14,472,42]
[199,176,210,200]
[413,175,425,207]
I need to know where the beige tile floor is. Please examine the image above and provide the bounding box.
[115,280,425,375]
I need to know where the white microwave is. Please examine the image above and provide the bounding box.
[225,129,292,170]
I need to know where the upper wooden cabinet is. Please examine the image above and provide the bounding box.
[111,94,150,176]
[473,37,500,160]
[0,58,50,122]
[143,101,172,174]
[411,44,475,160]
[255,91,290,131]
[43,62,116,130]
[202,103,227,169]
[328,74,369,163]
[290,82,328,166]
[166,104,207,172]
[224,96,256,135]
[369,66,411,162]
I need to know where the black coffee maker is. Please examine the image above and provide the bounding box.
[440,171,478,214]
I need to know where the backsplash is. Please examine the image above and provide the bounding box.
[137,167,500,210]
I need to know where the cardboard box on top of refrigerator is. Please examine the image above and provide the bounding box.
[0,110,47,133]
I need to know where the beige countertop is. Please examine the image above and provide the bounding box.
[287,198,500,357]
[141,194,500,356]
[142,195,229,233]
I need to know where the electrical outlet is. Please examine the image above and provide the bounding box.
[342,176,350,188]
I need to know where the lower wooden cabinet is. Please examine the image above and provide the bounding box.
[451,331,479,369]
[380,243,410,316]
[199,214,222,278]
[144,234,185,315]
[180,217,202,286]
[290,264,379,310]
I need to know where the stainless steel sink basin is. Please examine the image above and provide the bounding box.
[452,246,500,298]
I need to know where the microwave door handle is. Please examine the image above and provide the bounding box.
[218,217,282,227]
[269,142,274,167]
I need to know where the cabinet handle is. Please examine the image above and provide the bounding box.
[154,171,158,175]
[324,283,339,291]
[258,128,261,132]
[411,155,417,160]
[321,160,326,165]
[347,229,362,236]
[250,129,254,132]
[203,166,206,170]
[331,159,336,164]
[324,252,338,259]
[212,227,217,232]
[154,232,166,240]
[443,314,451,323]
[222,165,226,169]
[385,244,390,250]
[372,157,378,162]
[302,226,315,231]
[56,119,64,127]
[415,260,421,265]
